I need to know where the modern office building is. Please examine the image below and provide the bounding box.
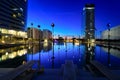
[27,27,42,40]
[83,4,95,42]
[102,25,120,40]
[0,0,28,43]
[42,29,52,41]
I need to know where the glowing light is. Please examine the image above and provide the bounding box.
[21,21,24,24]
[12,14,16,18]
[20,8,23,12]
[75,42,79,46]
[85,7,95,9]
[18,13,22,16]
[9,30,16,35]
[2,55,7,60]
[43,42,48,47]
[5,36,8,38]
[1,29,8,34]
[9,52,16,59]
[5,52,8,55]
[91,39,95,43]
[44,39,48,43]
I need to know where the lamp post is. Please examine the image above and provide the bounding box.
[51,23,54,41]
[107,23,111,67]
[38,25,41,69]
[51,23,55,68]
[31,23,33,44]
[30,23,33,60]
[38,25,41,47]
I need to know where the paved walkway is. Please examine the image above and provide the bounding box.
[0,68,14,77]
[1,60,120,80]
[32,60,108,80]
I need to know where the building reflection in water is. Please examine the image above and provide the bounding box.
[27,42,52,54]
[65,41,68,59]
[51,42,55,68]
[0,46,27,61]
[0,46,28,67]
[43,42,52,52]
[101,46,120,67]
[85,43,95,65]
[107,45,111,67]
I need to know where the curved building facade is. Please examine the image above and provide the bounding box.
[0,0,27,36]
[0,0,28,43]
[83,4,95,40]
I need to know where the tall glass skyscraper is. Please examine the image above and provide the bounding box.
[83,4,95,42]
[0,0,27,39]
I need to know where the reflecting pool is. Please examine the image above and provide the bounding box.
[0,42,120,69]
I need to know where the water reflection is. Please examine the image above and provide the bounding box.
[0,42,120,69]
[0,46,27,61]
[43,42,52,52]
[27,42,52,54]
[51,41,55,68]
[84,43,95,65]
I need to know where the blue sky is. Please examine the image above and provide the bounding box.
[27,0,120,38]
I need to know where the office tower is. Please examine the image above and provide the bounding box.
[0,0,28,41]
[83,4,95,42]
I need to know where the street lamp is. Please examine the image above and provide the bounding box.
[51,23,55,41]
[38,25,40,45]
[107,23,110,41]
[38,25,41,69]
[31,23,33,44]
[51,23,55,68]
[107,23,111,67]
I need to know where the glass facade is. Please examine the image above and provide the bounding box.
[0,0,27,31]
[0,0,28,43]
[83,4,95,40]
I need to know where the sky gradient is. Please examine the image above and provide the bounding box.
[27,0,120,38]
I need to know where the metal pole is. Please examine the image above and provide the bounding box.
[107,23,111,67]
[38,25,41,69]
[51,23,55,68]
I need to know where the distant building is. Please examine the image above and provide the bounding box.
[0,0,28,43]
[27,27,42,40]
[42,29,52,40]
[83,4,95,41]
[102,25,120,40]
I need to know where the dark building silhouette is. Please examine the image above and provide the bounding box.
[0,0,27,31]
[83,4,95,42]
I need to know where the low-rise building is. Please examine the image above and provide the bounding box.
[42,29,52,41]
[27,27,42,40]
[102,25,120,40]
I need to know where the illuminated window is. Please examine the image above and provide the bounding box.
[21,21,24,24]
[18,13,21,16]
[20,8,23,12]
[1,29,8,34]
[12,14,16,18]
[9,30,16,35]
[12,8,18,11]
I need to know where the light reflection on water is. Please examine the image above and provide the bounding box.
[0,42,120,69]
[27,42,120,69]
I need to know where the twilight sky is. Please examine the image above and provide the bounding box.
[27,0,120,38]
